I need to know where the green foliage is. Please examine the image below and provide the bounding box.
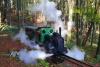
[0,23,19,35]
[65,41,75,49]
[83,46,100,64]
[94,14,100,23]
[89,55,100,64]
[35,60,49,67]
[85,55,96,64]
[96,55,100,63]
[74,0,100,23]
[73,7,83,16]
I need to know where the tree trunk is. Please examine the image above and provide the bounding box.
[0,11,1,25]
[90,24,95,46]
[96,24,100,57]
[1,0,7,22]
[75,0,79,46]
[82,22,94,46]
[76,15,79,46]
[16,0,21,26]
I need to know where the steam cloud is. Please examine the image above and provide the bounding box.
[28,0,61,22]
[28,0,67,37]
[18,49,53,64]
[13,28,40,49]
[13,29,53,64]
[66,46,85,61]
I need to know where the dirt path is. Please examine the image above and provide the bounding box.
[0,35,26,52]
[0,56,26,67]
[0,35,27,67]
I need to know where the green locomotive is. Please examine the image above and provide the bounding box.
[25,26,67,54]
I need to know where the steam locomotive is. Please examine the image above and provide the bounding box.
[25,26,68,55]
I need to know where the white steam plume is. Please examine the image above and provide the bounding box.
[65,46,85,61]
[18,49,53,64]
[13,28,53,64]
[13,28,40,50]
[28,0,61,22]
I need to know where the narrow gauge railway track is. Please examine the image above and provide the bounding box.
[63,55,94,67]
[46,54,94,67]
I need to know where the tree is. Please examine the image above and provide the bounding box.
[74,0,100,46]
[96,24,100,57]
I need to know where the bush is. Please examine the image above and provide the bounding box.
[35,60,49,67]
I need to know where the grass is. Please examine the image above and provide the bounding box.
[82,45,100,64]
[0,23,20,36]
[35,60,49,67]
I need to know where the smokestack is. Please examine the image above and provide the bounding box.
[59,27,61,36]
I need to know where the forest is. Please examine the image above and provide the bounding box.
[0,0,100,67]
